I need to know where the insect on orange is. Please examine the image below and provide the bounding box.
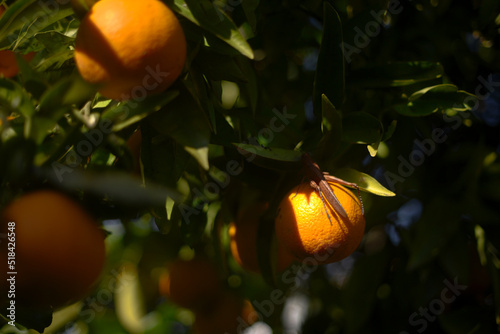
[301,153,364,224]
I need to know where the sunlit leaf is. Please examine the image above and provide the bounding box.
[332,167,396,196]
[168,0,254,59]
[114,263,146,333]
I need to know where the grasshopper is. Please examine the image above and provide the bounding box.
[301,153,364,224]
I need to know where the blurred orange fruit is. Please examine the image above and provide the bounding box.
[193,293,257,334]
[275,181,365,264]
[159,257,223,311]
[0,190,106,309]
[74,0,186,100]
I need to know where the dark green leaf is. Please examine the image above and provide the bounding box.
[395,84,477,117]
[31,75,97,143]
[102,90,180,132]
[381,120,397,142]
[342,250,390,333]
[147,85,211,170]
[342,112,382,144]
[37,76,95,115]
[407,198,462,271]
[44,168,183,205]
[313,3,345,114]
[0,0,73,49]
[349,62,444,88]
[0,78,35,118]
[315,94,342,160]
[241,0,259,32]
[15,53,48,99]
[234,143,302,167]
[194,49,248,83]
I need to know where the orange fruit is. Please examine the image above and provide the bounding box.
[275,182,365,264]
[0,190,106,309]
[229,202,294,274]
[0,51,35,78]
[0,50,22,78]
[160,257,224,311]
[193,293,257,334]
[74,0,186,100]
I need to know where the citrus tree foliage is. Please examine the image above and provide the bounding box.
[0,0,500,333]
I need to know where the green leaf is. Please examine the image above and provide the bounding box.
[395,84,477,117]
[349,62,444,88]
[0,78,35,119]
[45,168,184,205]
[241,0,259,32]
[332,168,396,197]
[234,143,303,168]
[141,125,189,191]
[381,120,397,142]
[30,75,97,144]
[0,0,73,49]
[147,85,211,170]
[168,0,254,59]
[235,56,258,115]
[342,251,390,333]
[102,90,180,132]
[38,75,97,114]
[407,198,461,271]
[313,3,345,114]
[342,112,383,144]
[184,67,216,132]
[194,49,248,82]
[315,94,342,160]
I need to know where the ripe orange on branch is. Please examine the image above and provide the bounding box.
[74,0,186,100]
[275,182,365,264]
[0,190,106,310]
